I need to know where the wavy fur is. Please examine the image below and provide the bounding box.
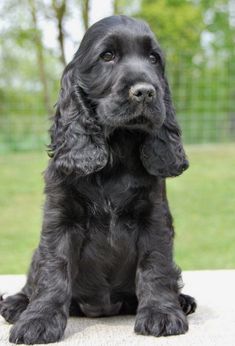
[0,15,195,345]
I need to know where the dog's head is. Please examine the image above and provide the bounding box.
[49,15,188,177]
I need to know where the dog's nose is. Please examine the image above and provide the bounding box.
[129,83,156,103]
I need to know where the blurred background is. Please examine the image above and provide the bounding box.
[0,0,234,274]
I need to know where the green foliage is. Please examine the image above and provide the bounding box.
[201,0,234,49]
[138,0,204,60]
[0,0,63,130]
[0,2,62,151]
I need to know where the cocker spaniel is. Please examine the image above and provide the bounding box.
[0,15,196,344]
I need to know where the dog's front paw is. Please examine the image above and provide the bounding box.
[0,293,28,324]
[9,313,66,344]
[134,307,188,337]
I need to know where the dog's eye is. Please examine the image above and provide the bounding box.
[149,53,158,64]
[101,51,115,62]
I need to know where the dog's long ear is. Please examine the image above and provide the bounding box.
[48,63,109,176]
[140,77,189,177]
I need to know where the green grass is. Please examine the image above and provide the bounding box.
[168,144,235,269]
[0,152,47,274]
[0,144,234,273]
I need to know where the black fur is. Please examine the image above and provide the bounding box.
[0,15,196,344]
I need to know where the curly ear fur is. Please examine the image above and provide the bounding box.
[48,64,109,176]
[140,78,189,177]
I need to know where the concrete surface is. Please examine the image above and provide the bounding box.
[0,270,235,345]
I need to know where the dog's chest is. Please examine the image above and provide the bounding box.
[77,172,143,283]
[73,167,154,314]
[86,174,136,246]
[92,172,148,244]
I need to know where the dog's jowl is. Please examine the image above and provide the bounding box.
[0,15,196,344]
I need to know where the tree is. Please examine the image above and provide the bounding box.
[113,0,137,16]
[51,0,67,66]
[200,0,235,52]
[80,0,90,31]
[28,0,52,114]
[113,0,122,14]
[137,0,204,61]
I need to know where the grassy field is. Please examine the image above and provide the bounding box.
[0,144,234,274]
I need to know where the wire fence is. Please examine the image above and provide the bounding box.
[0,51,234,152]
[168,51,235,144]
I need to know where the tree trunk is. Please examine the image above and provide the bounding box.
[113,0,120,14]
[51,0,66,66]
[81,0,90,31]
[28,0,51,115]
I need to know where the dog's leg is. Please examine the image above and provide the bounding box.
[134,196,190,337]
[135,247,188,336]
[8,213,76,345]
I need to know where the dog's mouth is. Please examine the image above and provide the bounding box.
[123,115,156,132]
[126,115,150,125]
[103,114,155,137]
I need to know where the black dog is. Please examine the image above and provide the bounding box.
[0,15,196,344]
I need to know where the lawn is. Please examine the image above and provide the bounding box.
[0,144,234,274]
